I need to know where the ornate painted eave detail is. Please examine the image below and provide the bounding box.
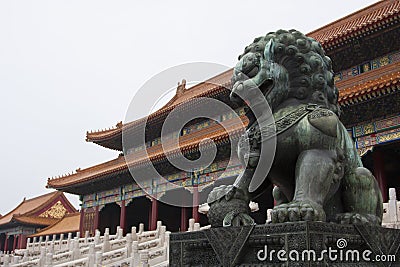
[338,62,400,106]
[308,0,400,49]
[351,113,400,152]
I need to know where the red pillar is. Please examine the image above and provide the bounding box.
[148,205,152,230]
[12,235,17,251]
[4,235,8,252]
[150,198,158,230]
[19,234,27,249]
[93,206,100,231]
[180,207,188,232]
[17,234,21,249]
[119,200,126,232]
[373,150,388,202]
[192,186,199,222]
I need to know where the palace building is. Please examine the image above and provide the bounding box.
[0,192,77,252]
[46,1,400,236]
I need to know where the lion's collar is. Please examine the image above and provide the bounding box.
[247,104,325,142]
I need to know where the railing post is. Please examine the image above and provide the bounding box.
[88,243,95,267]
[39,247,46,267]
[140,250,150,267]
[32,237,37,252]
[131,226,138,241]
[188,218,195,232]
[131,241,139,267]
[102,229,110,253]
[165,231,171,262]
[114,225,118,238]
[72,238,80,260]
[44,252,53,267]
[388,188,399,223]
[117,226,123,240]
[85,230,89,244]
[95,251,102,266]
[22,249,28,262]
[126,233,132,257]
[26,237,32,253]
[59,233,64,251]
[48,241,54,255]
[94,229,100,245]
[159,226,166,247]
[31,237,36,252]
[67,233,72,250]
[12,255,20,264]
[138,223,144,235]
[3,254,10,267]
[156,221,162,237]
[45,235,49,247]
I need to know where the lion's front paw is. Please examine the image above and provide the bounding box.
[271,201,326,223]
[336,213,381,225]
[207,186,251,227]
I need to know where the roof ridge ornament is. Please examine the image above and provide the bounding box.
[176,79,187,96]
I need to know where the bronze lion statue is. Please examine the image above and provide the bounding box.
[207,29,383,227]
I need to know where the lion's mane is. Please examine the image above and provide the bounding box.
[238,29,340,115]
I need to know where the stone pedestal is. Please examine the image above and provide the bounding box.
[170,222,400,266]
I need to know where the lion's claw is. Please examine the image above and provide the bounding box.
[223,211,255,227]
[336,213,381,225]
[271,201,325,223]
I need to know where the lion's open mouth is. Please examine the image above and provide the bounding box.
[230,77,275,106]
[245,66,259,78]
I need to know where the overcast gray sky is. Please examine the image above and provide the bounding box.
[0,0,378,215]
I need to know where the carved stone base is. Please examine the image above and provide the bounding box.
[169,222,400,267]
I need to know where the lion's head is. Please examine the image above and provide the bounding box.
[231,29,340,116]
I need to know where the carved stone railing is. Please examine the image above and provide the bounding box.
[0,221,169,267]
[4,193,397,267]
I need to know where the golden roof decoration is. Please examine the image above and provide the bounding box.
[39,201,67,219]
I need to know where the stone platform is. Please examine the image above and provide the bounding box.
[169,222,400,267]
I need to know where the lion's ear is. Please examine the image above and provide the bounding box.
[264,39,275,61]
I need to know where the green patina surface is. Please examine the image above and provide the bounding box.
[207,29,383,227]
